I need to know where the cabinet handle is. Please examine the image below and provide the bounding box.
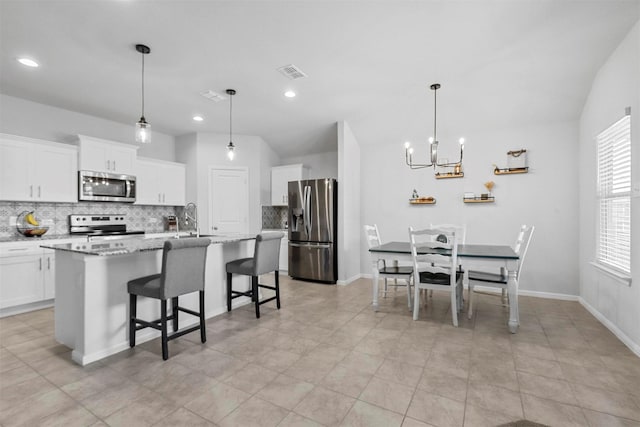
[158,193,162,203]
[8,248,28,251]
[39,258,42,270]
[163,193,166,203]
[30,185,33,197]
[113,160,116,170]
[47,257,51,270]
[106,160,110,170]
[38,186,41,198]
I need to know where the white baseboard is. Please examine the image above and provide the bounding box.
[0,299,54,318]
[470,285,579,301]
[337,274,362,286]
[579,297,640,358]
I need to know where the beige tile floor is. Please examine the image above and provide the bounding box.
[1,275,640,427]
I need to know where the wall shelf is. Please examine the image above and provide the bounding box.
[463,196,495,203]
[494,167,528,175]
[435,172,464,179]
[409,198,436,205]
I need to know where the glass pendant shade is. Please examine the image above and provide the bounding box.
[135,116,151,144]
[227,142,235,160]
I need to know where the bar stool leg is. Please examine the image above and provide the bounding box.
[161,299,168,360]
[275,271,281,309]
[226,273,232,312]
[129,294,137,347]
[199,290,206,343]
[172,297,179,332]
[252,276,260,318]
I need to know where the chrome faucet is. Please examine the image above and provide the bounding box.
[184,202,199,237]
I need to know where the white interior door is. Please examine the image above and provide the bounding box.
[209,167,249,234]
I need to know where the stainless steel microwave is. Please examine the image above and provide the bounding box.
[78,170,136,203]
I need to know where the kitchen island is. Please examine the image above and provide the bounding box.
[42,235,255,366]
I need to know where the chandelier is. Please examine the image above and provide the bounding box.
[404,83,464,170]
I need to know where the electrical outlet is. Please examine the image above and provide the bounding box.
[9,216,17,226]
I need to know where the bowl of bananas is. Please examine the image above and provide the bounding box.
[16,211,49,237]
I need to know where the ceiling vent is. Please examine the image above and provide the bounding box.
[277,64,307,80]
[200,90,226,102]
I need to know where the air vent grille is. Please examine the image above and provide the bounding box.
[200,90,226,102]
[277,64,307,80]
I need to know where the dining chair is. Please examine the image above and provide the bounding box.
[128,237,210,360]
[409,226,463,326]
[467,224,535,319]
[427,223,466,303]
[364,224,413,309]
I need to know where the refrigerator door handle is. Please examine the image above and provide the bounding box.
[304,185,312,236]
[289,242,331,249]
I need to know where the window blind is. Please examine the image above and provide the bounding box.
[596,114,631,273]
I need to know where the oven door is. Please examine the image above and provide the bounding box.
[79,171,136,202]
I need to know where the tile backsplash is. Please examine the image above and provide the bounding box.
[262,205,288,229]
[0,201,177,237]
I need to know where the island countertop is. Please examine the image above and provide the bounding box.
[41,234,256,256]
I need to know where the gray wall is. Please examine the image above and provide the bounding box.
[578,21,640,354]
[0,94,176,161]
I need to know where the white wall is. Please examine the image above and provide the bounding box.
[0,94,175,161]
[176,132,276,236]
[578,21,640,354]
[338,121,361,284]
[281,151,338,179]
[360,121,580,297]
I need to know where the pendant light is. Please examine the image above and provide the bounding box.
[404,83,465,170]
[226,89,236,160]
[135,44,151,144]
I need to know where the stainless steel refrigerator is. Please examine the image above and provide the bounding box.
[288,178,337,284]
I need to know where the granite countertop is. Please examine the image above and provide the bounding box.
[40,234,256,256]
[0,233,80,244]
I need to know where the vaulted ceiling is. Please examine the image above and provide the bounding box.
[1,1,638,157]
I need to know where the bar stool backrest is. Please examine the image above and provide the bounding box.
[161,238,210,299]
[253,232,285,276]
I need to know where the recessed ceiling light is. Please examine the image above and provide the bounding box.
[284,90,296,98]
[17,58,39,68]
[193,115,204,122]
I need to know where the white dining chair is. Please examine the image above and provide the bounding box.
[364,224,413,309]
[427,223,466,304]
[467,224,535,319]
[409,226,463,326]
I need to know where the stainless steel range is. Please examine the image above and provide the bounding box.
[69,214,145,240]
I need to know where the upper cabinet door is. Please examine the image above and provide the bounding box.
[0,134,77,203]
[135,157,186,206]
[77,135,137,175]
[33,144,77,202]
[271,164,308,205]
[0,138,32,201]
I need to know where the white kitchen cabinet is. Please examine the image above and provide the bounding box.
[279,237,289,271]
[0,134,78,202]
[271,164,307,206]
[0,238,81,314]
[77,135,137,175]
[135,157,186,206]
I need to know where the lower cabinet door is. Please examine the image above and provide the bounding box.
[288,242,336,283]
[0,254,43,309]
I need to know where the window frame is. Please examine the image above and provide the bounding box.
[594,111,632,283]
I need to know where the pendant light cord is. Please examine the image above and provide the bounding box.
[141,53,145,117]
[229,93,233,143]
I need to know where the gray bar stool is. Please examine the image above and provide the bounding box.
[226,232,284,318]
[128,237,210,360]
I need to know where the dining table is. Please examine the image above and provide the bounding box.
[369,242,521,333]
